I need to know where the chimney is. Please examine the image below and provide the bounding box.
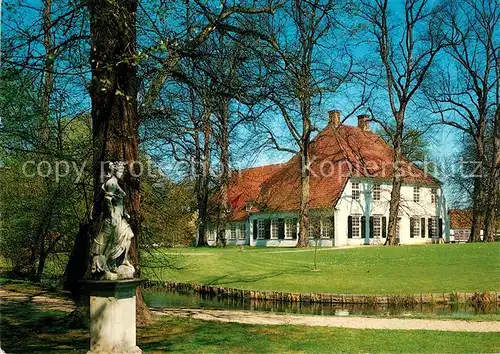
[357,114,370,132]
[328,110,341,127]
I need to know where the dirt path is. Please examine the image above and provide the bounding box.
[154,307,500,333]
[0,288,76,312]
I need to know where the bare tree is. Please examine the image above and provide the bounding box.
[359,0,447,245]
[138,0,279,114]
[262,0,353,247]
[425,0,499,242]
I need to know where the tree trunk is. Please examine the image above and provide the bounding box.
[483,108,500,242]
[216,99,230,247]
[41,0,54,146]
[35,248,47,283]
[195,99,211,247]
[386,117,403,246]
[63,222,91,299]
[86,0,151,324]
[31,0,55,282]
[297,142,311,247]
[470,130,485,242]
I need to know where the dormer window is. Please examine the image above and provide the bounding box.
[245,202,253,212]
[352,182,360,200]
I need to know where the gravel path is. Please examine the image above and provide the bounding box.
[154,307,500,333]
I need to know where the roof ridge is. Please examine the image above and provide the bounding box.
[234,162,285,172]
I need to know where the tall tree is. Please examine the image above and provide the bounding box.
[264,0,351,247]
[84,0,150,323]
[2,0,91,282]
[425,0,499,242]
[137,0,279,246]
[359,0,447,245]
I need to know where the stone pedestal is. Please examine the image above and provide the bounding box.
[82,279,142,354]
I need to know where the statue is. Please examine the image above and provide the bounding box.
[91,162,135,280]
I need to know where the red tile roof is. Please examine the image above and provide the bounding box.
[227,124,440,220]
[447,209,499,229]
[227,164,284,221]
[448,209,474,229]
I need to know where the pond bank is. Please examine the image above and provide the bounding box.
[145,280,499,306]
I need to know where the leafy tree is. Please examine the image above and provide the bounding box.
[0,70,92,281]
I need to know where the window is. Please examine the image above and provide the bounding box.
[239,223,246,240]
[352,215,361,238]
[431,188,437,204]
[285,218,296,239]
[271,219,279,239]
[413,186,420,203]
[257,220,265,239]
[321,216,334,239]
[229,224,237,240]
[428,217,437,239]
[352,182,360,200]
[410,217,420,238]
[372,216,382,238]
[373,184,381,201]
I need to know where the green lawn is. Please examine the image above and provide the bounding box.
[2,299,499,353]
[142,243,500,294]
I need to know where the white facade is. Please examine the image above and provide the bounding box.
[204,177,449,247]
[334,178,449,246]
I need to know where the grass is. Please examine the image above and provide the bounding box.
[1,298,499,353]
[142,243,500,294]
[142,316,500,353]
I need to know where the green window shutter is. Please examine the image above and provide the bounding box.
[292,218,298,239]
[410,218,415,238]
[428,218,432,238]
[348,216,353,238]
[330,215,335,239]
[421,218,426,238]
[265,219,271,239]
[369,216,374,238]
[382,217,387,238]
[439,218,443,238]
[253,220,257,240]
[361,216,366,238]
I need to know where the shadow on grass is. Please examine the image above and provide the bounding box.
[0,299,233,353]
[0,300,88,353]
[201,270,288,287]
[198,261,319,288]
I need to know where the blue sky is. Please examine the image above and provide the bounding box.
[3,0,464,199]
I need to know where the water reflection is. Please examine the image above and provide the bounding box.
[143,286,498,318]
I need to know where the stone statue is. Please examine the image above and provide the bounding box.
[91,162,135,280]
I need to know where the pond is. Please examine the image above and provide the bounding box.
[143,286,499,318]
